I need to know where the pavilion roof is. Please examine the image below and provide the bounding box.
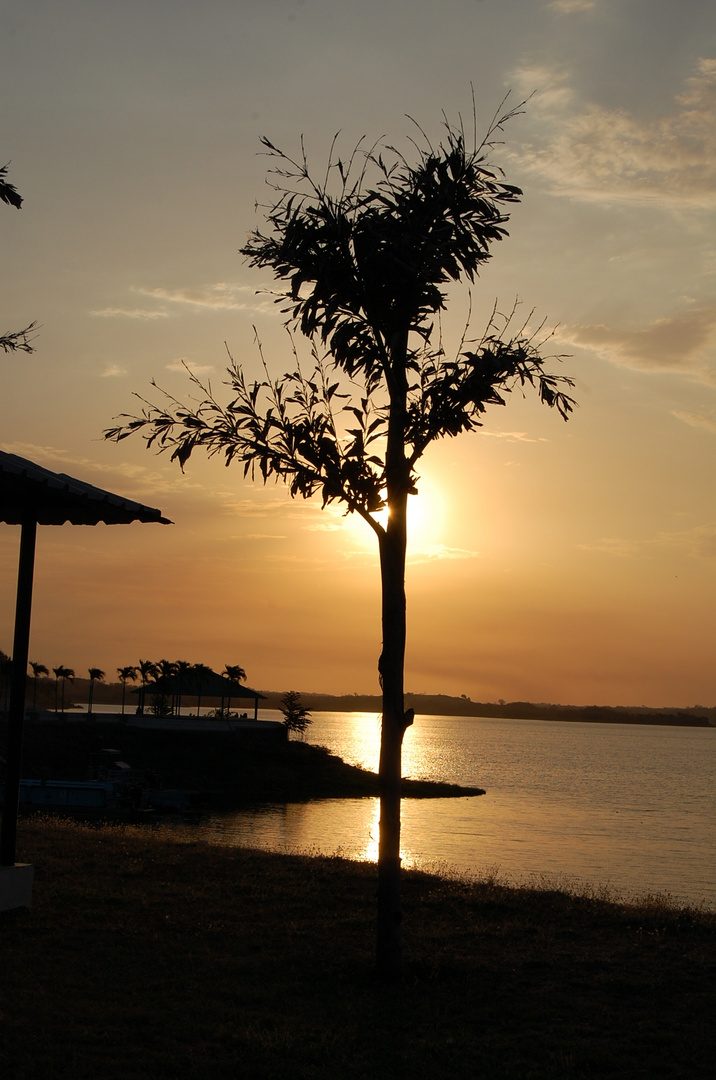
[136,671,265,700]
[0,451,171,526]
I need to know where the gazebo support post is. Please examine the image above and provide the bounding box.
[1,518,37,868]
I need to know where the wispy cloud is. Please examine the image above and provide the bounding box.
[136,282,275,314]
[100,365,128,378]
[557,306,716,379]
[234,533,287,541]
[91,307,170,320]
[164,360,215,375]
[407,544,480,565]
[481,430,541,443]
[304,521,345,532]
[673,409,716,434]
[214,495,296,518]
[513,57,716,210]
[0,442,196,500]
[547,0,596,16]
[580,524,716,559]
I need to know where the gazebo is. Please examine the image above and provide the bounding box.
[0,451,171,908]
[135,670,265,720]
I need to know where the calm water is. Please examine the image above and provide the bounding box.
[171,710,716,909]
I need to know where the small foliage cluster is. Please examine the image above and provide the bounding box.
[280,689,312,738]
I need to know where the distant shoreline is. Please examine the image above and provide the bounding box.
[257,692,716,728]
[20,680,716,727]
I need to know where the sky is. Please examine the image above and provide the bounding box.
[2,0,715,706]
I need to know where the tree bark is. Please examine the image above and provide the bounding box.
[376,330,411,980]
[376,506,408,980]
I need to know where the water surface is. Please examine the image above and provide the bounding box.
[176,710,716,908]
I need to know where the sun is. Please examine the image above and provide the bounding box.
[333,471,447,554]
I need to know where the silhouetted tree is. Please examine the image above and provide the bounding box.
[87,667,105,716]
[117,665,138,715]
[106,102,575,977]
[53,666,74,716]
[174,659,193,716]
[30,661,49,713]
[137,658,158,715]
[280,690,312,738]
[192,662,214,716]
[1,162,37,355]
[223,663,247,717]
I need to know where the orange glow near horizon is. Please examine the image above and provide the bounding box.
[2,7,715,707]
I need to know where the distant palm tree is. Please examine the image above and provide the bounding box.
[117,665,138,716]
[137,659,158,715]
[192,663,214,717]
[156,659,178,715]
[223,663,247,717]
[87,667,105,717]
[53,666,74,716]
[30,661,49,713]
[174,660,193,716]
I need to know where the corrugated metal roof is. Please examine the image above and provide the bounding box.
[0,451,172,526]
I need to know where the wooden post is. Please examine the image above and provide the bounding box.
[0,518,37,867]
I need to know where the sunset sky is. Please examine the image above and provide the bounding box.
[2,0,715,707]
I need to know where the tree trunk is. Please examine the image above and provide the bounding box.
[377,507,408,980]
[376,328,411,980]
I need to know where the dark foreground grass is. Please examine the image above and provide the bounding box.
[2,819,715,1080]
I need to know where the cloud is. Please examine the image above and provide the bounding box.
[164,360,215,375]
[673,410,716,433]
[234,533,286,541]
[91,307,170,320]
[304,521,344,532]
[557,306,716,378]
[407,544,480,565]
[136,282,275,314]
[513,57,716,209]
[481,430,540,442]
[0,441,198,501]
[547,0,596,15]
[580,524,716,559]
[511,64,574,112]
[214,495,296,518]
[100,365,128,378]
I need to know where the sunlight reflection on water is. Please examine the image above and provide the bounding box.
[173,710,716,908]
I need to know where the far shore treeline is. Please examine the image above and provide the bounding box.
[1,653,712,727]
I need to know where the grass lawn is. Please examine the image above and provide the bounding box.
[1,817,715,1079]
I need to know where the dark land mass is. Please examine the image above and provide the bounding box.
[2,720,484,807]
[260,691,716,726]
[24,676,715,725]
[2,817,715,1079]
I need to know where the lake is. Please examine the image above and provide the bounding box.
[170,709,716,909]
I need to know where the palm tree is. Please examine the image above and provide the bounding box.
[87,667,105,717]
[174,660,193,716]
[53,666,74,716]
[155,659,177,715]
[137,658,158,715]
[192,663,214,717]
[30,661,49,713]
[223,663,247,717]
[117,665,138,715]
